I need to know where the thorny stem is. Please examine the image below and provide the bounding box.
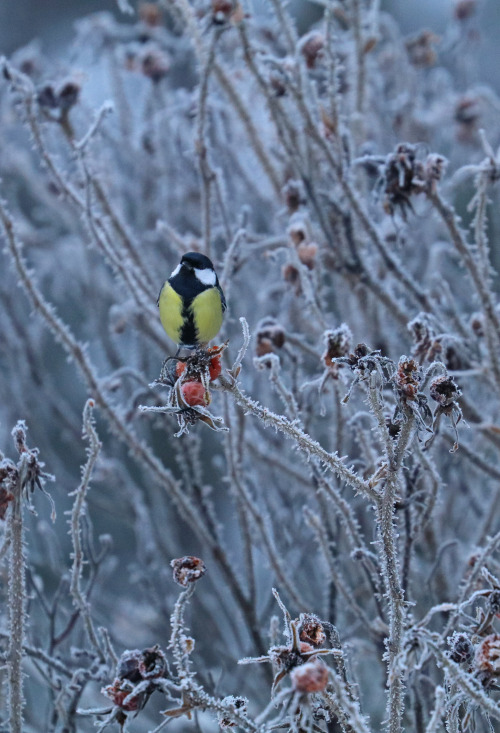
[351,0,366,115]
[7,464,24,733]
[429,189,500,392]
[376,411,414,733]
[214,63,281,195]
[169,584,195,679]
[195,28,221,258]
[221,376,378,502]
[69,399,105,662]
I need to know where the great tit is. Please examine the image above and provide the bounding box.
[157,252,226,347]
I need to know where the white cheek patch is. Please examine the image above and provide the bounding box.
[195,267,216,286]
[169,263,181,279]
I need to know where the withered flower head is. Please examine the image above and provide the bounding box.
[394,356,420,401]
[405,30,440,68]
[474,633,500,680]
[487,590,500,617]
[255,318,286,358]
[171,555,207,587]
[448,632,474,665]
[323,325,352,369]
[429,375,461,407]
[117,645,167,683]
[298,613,326,647]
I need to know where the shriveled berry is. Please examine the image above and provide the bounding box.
[290,660,329,693]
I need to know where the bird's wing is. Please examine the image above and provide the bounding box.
[217,282,227,312]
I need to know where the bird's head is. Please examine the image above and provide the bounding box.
[169,251,217,287]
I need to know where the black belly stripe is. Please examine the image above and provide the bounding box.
[180,298,197,346]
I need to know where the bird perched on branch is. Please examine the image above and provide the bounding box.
[157,251,226,348]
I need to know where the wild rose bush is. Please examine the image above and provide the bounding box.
[1,1,500,731]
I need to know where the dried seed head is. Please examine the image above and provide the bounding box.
[299,31,325,69]
[474,633,500,678]
[117,649,144,683]
[211,0,234,24]
[171,555,207,587]
[255,318,286,358]
[138,645,167,679]
[383,143,426,218]
[282,180,306,213]
[141,49,170,83]
[297,242,318,269]
[454,0,477,21]
[394,356,420,400]
[470,313,484,337]
[323,325,352,368]
[290,660,329,693]
[429,375,461,407]
[487,590,500,616]
[139,2,163,26]
[282,263,301,294]
[424,154,446,192]
[37,84,58,109]
[288,215,309,246]
[448,632,474,665]
[405,30,439,68]
[298,614,326,647]
[58,81,80,112]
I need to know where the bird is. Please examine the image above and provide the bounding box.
[157,251,226,348]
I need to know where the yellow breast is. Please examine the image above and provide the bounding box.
[190,288,224,344]
[158,283,184,344]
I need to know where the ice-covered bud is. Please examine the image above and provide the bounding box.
[171,555,207,587]
[290,660,329,693]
